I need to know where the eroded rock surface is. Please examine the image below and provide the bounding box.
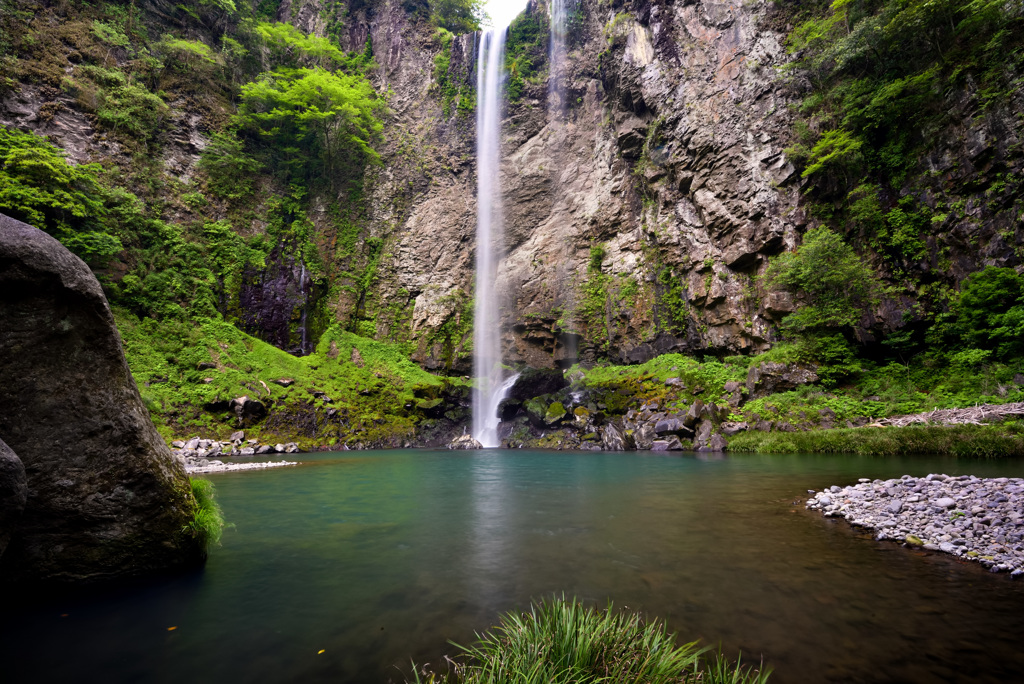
[0,214,203,583]
[0,437,28,558]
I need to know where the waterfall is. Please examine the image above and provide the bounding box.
[472,27,511,448]
[548,0,569,117]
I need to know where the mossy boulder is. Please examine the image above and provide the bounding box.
[0,215,204,583]
[544,402,568,425]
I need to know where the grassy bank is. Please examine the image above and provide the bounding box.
[116,310,465,447]
[730,423,1024,458]
[411,597,769,684]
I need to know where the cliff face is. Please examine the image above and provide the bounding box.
[1,0,1020,376]
[364,0,1022,369]
[359,0,800,369]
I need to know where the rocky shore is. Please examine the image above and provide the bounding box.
[172,431,301,474]
[807,474,1024,575]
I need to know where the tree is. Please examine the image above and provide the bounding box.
[951,267,1024,360]
[233,67,383,184]
[0,128,122,265]
[431,0,486,34]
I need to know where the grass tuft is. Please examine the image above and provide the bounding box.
[183,477,227,549]
[411,597,770,684]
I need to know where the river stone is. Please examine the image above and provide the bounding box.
[0,437,28,558]
[0,214,203,583]
[936,497,957,509]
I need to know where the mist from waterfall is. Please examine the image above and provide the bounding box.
[472,27,511,448]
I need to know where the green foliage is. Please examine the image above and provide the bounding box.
[800,128,862,179]
[234,66,383,185]
[939,267,1024,360]
[255,22,359,69]
[504,11,543,103]
[0,127,123,264]
[730,423,1024,458]
[576,244,610,346]
[786,0,1023,196]
[184,477,227,549]
[198,132,263,199]
[430,0,486,35]
[72,65,169,141]
[91,21,130,48]
[766,226,884,332]
[411,597,770,684]
[432,28,474,118]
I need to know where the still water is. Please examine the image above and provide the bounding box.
[5,449,1024,683]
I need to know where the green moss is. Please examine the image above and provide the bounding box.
[544,402,567,424]
[115,310,462,445]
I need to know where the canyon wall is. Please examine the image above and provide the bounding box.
[2,0,1020,374]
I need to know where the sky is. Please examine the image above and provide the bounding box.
[482,0,530,29]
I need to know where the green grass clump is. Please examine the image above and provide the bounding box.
[730,424,1024,458]
[412,597,770,684]
[183,478,227,550]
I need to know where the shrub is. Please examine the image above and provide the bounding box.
[430,0,486,35]
[766,226,885,334]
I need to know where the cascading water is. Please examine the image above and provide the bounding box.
[472,27,514,448]
[548,0,569,117]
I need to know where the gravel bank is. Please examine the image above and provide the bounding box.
[186,460,298,474]
[807,473,1024,576]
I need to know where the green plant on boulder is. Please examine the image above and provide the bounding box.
[183,477,227,550]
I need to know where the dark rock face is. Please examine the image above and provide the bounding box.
[507,368,569,402]
[238,243,320,356]
[0,437,28,558]
[0,214,203,583]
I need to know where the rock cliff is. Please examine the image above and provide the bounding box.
[349,0,805,367]
[0,214,204,583]
[0,0,1019,380]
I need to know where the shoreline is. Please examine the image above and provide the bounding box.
[186,460,299,474]
[807,474,1024,575]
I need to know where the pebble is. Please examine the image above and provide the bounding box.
[170,436,302,473]
[807,474,1024,575]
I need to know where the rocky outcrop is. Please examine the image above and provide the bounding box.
[0,437,28,559]
[0,214,203,583]
[746,361,819,399]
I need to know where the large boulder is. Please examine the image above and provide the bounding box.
[746,362,819,399]
[0,214,203,583]
[0,437,28,558]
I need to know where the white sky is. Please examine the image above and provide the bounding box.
[482,0,530,29]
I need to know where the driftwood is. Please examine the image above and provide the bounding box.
[864,402,1024,428]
